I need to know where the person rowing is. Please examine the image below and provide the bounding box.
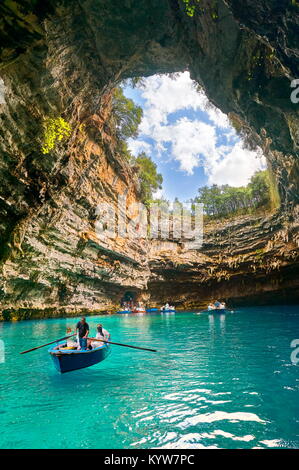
[75,317,89,350]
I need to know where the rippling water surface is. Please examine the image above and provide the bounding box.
[0,306,299,449]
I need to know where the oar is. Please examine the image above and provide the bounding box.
[88,337,157,352]
[20,334,76,354]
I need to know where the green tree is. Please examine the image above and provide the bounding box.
[133,152,163,203]
[110,87,164,204]
[248,170,271,207]
[194,170,273,219]
[112,87,143,141]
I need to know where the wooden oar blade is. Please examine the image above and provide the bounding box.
[88,337,157,352]
[20,334,76,354]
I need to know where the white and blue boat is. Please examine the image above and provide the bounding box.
[49,342,111,373]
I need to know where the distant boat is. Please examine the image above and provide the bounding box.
[116,310,132,314]
[146,308,158,312]
[49,342,111,373]
[201,308,230,314]
[160,307,176,312]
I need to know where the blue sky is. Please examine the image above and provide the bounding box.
[123,72,265,202]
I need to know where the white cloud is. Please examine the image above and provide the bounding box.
[125,72,266,187]
[208,142,266,187]
[153,188,165,200]
[138,72,230,137]
[153,117,217,175]
[127,139,151,155]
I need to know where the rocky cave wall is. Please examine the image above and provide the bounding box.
[0,0,298,319]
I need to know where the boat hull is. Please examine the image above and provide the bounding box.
[204,309,229,314]
[49,344,111,373]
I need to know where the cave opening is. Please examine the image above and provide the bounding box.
[119,71,278,220]
[121,291,137,305]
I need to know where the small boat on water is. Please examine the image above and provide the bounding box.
[21,333,156,374]
[160,303,176,312]
[205,301,231,314]
[146,308,158,312]
[49,342,111,373]
[116,310,132,314]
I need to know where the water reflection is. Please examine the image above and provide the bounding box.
[208,313,226,336]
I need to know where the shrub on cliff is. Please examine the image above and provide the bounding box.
[41,117,71,154]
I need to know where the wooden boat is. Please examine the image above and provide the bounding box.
[49,342,111,373]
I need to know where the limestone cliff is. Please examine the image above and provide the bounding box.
[148,209,299,309]
[0,0,298,319]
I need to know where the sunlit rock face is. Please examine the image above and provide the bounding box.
[147,210,299,309]
[0,1,298,318]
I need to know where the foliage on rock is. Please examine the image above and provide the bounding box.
[41,117,72,154]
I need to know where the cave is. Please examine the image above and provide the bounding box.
[121,291,137,305]
[0,0,298,319]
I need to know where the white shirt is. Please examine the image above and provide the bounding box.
[102,328,110,340]
[92,329,110,348]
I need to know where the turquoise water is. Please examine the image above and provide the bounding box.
[0,306,299,449]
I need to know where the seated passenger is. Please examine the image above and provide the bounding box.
[91,324,110,348]
[214,300,221,309]
[208,303,216,311]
